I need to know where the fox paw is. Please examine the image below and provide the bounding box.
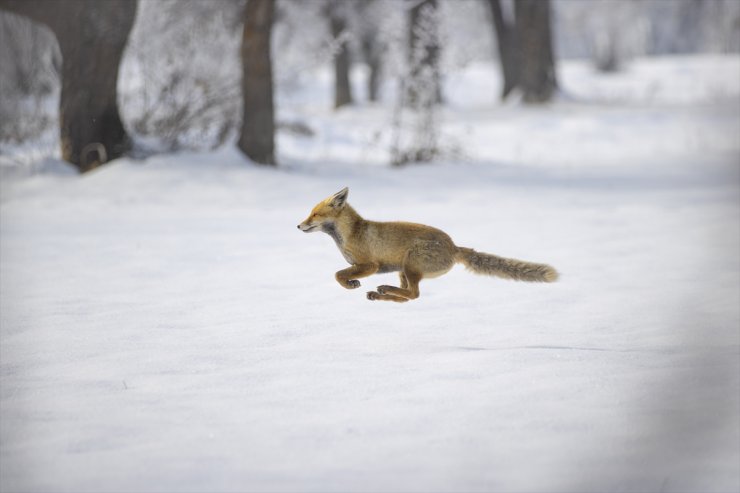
[344,280,361,289]
[366,291,379,300]
[376,285,394,294]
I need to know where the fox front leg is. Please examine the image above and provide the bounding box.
[335,263,379,289]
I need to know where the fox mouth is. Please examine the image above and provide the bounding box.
[301,224,318,232]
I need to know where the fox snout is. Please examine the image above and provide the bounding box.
[297,221,319,232]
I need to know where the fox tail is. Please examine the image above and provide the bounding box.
[456,247,558,283]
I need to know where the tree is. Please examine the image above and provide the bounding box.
[238,0,276,166]
[0,0,136,172]
[0,12,59,143]
[486,0,557,103]
[486,0,518,99]
[391,0,442,166]
[515,0,557,103]
[357,0,384,103]
[406,0,441,106]
[361,35,381,102]
[326,0,353,109]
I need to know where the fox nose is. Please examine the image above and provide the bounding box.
[297,225,300,229]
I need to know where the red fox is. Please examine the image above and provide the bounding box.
[298,188,558,303]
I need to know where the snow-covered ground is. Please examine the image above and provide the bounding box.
[1,56,739,492]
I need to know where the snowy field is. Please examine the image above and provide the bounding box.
[1,56,739,492]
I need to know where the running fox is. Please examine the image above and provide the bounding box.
[297,187,558,303]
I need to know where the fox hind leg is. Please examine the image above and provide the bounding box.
[369,243,454,302]
[366,291,409,302]
[373,270,421,301]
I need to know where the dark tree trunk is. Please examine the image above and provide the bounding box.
[357,0,383,103]
[486,0,519,100]
[361,33,382,102]
[514,0,557,103]
[406,0,441,106]
[0,0,136,172]
[238,0,275,166]
[327,0,353,109]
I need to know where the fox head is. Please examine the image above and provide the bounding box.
[297,187,349,233]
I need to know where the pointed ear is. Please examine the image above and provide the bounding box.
[329,187,349,208]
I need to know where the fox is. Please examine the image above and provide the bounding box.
[297,187,558,303]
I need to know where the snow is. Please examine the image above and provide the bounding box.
[1,56,739,492]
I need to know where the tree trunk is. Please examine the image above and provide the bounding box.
[514,0,557,103]
[327,0,353,109]
[0,0,136,172]
[486,0,519,100]
[406,0,441,106]
[361,33,382,102]
[238,0,275,166]
[357,0,383,103]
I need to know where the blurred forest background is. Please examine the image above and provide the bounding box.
[0,0,738,171]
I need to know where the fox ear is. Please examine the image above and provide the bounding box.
[329,187,349,208]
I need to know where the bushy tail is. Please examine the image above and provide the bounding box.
[456,247,558,283]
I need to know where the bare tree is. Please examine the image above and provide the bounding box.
[406,0,441,106]
[391,0,441,166]
[326,0,353,109]
[0,12,58,143]
[0,0,136,172]
[486,0,557,103]
[361,36,382,102]
[357,0,384,103]
[238,0,276,166]
[486,0,518,99]
[515,0,557,103]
